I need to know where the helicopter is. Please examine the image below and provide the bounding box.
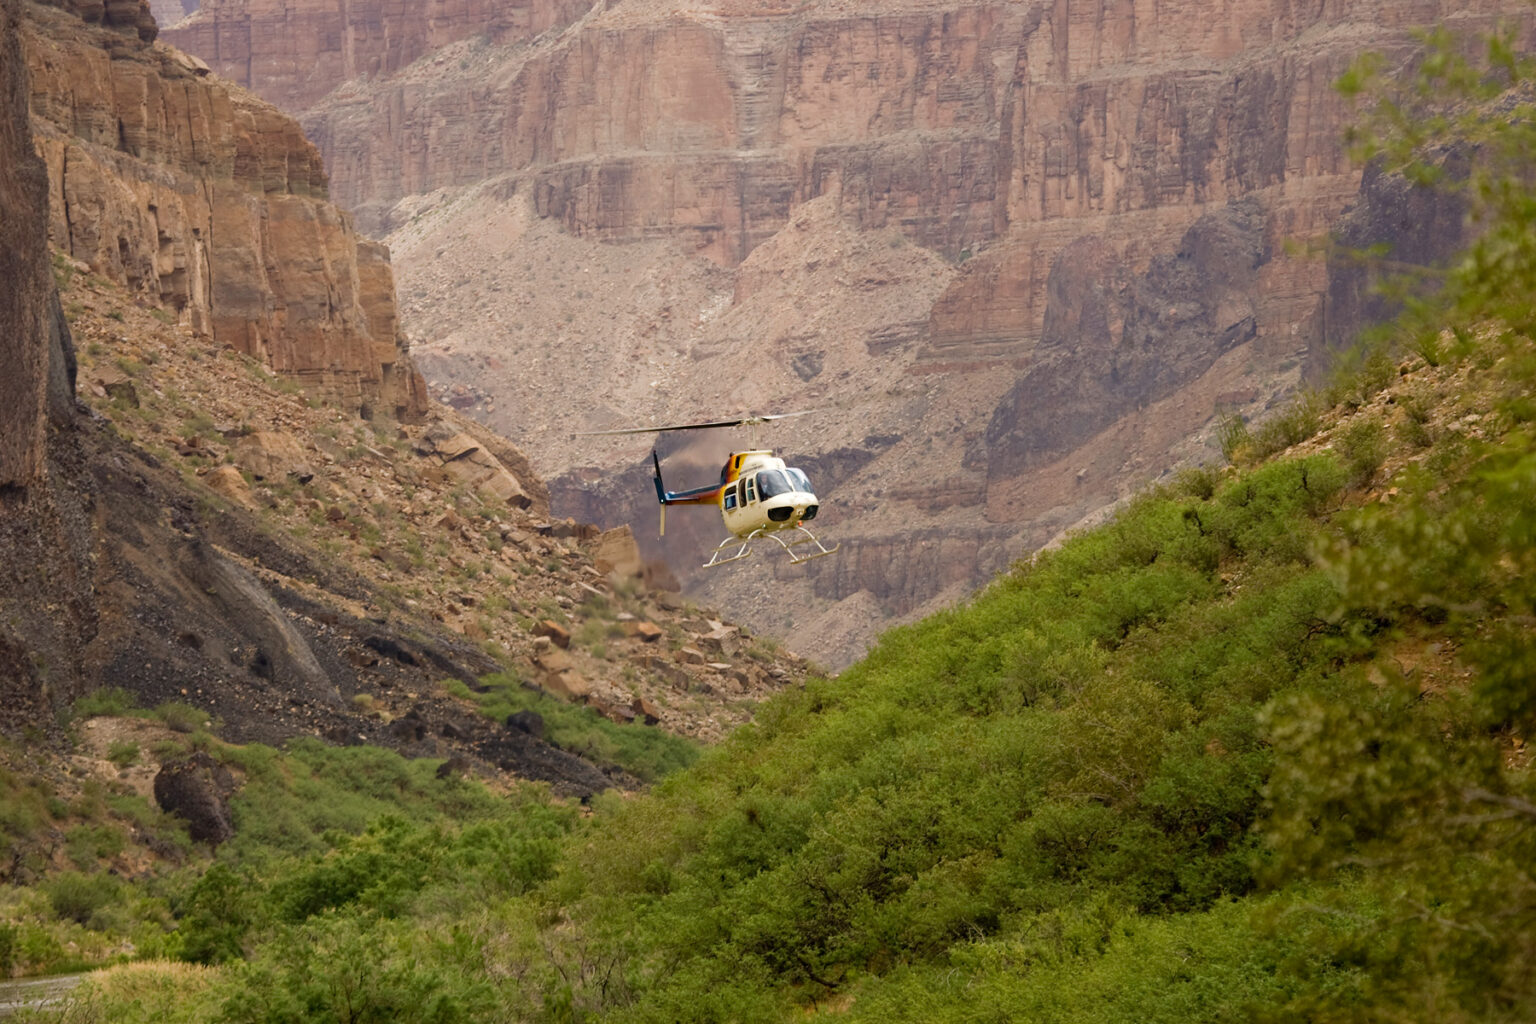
[580,412,840,568]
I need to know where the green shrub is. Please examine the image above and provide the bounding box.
[0,921,16,975]
[1397,391,1435,448]
[459,674,700,782]
[45,871,122,926]
[1334,417,1386,487]
[71,687,140,719]
[65,824,126,868]
[174,862,256,965]
[220,915,494,1024]
[106,740,139,768]
[153,702,209,734]
[1249,391,1325,458]
[1216,412,1251,464]
[51,250,75,291]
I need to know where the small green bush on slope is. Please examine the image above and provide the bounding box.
[217,738,517,863]
[444,674,701,783]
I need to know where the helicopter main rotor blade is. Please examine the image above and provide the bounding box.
[575,410,816,437]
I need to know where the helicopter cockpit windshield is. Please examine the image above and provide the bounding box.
[756,469,813,499]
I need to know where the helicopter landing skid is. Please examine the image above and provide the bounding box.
[701,527,840,569]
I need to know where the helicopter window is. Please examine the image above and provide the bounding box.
[745,478,757,503]
[723,491,737,511]
[756,470,795,499]
[787,468,811,493]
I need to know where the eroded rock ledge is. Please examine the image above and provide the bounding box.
[24,0,428,421]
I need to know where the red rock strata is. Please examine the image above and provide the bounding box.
[24,0,427,420]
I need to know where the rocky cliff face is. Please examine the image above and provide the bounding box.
[147,0,193,29]
[984,199,1269,481]
[164,0,1536,666]
[25,0,428,421]
[1315,153,1473,378]
[1,0,54,490]
[0,0,97,724]
[165,0,595,115]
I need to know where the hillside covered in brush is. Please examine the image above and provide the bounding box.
[17,28,1536,1024]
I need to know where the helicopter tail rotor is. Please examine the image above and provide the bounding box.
[652,450,666,537]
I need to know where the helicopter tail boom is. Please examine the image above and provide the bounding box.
[651,449,723,536]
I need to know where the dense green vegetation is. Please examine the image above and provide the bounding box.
[444,674,701,783]
[1,728,579,979]
[14,25,1536,1024]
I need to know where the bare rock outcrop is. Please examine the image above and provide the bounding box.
[39,0,158,41]
[23,1,428,421]
[1,0,55,489]
[153,751,236,845]
[1316,153,1474,377]
[0,0,96,727]
[983,198,1268,483]
[165,0,594,115]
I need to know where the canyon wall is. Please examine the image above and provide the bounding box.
[164,0,1535,665]
[148,0,194,28]
[25,0,428,420]
[0,0,96,725]
[164,0,596,114]
[1,0,53,489]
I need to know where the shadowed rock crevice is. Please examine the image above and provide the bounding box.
[1316,153,1473,377]
[984,198,1269,482]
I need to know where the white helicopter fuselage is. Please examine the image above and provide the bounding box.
[717,452,822,539]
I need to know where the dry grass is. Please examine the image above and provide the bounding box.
[34,962,224,1024]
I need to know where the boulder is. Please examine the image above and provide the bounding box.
[506,709,545,738]
[590,526,643,577]
[203,464,253,507]
[231,431,313,482]
[532,619,571,649]
[626,621,664,643]
[417,423,532,508]
[153,751,235,845]
[632,696,661,726]
[587,696,635,724]
[544,670,591,702]
[91,365,138,407]
[534,647,574,674]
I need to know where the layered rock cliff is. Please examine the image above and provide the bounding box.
[165,0,1536,665]
[25,0,428,420]
[165,0,594,115]
[0,0,95,725]
[1,0,56,491]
